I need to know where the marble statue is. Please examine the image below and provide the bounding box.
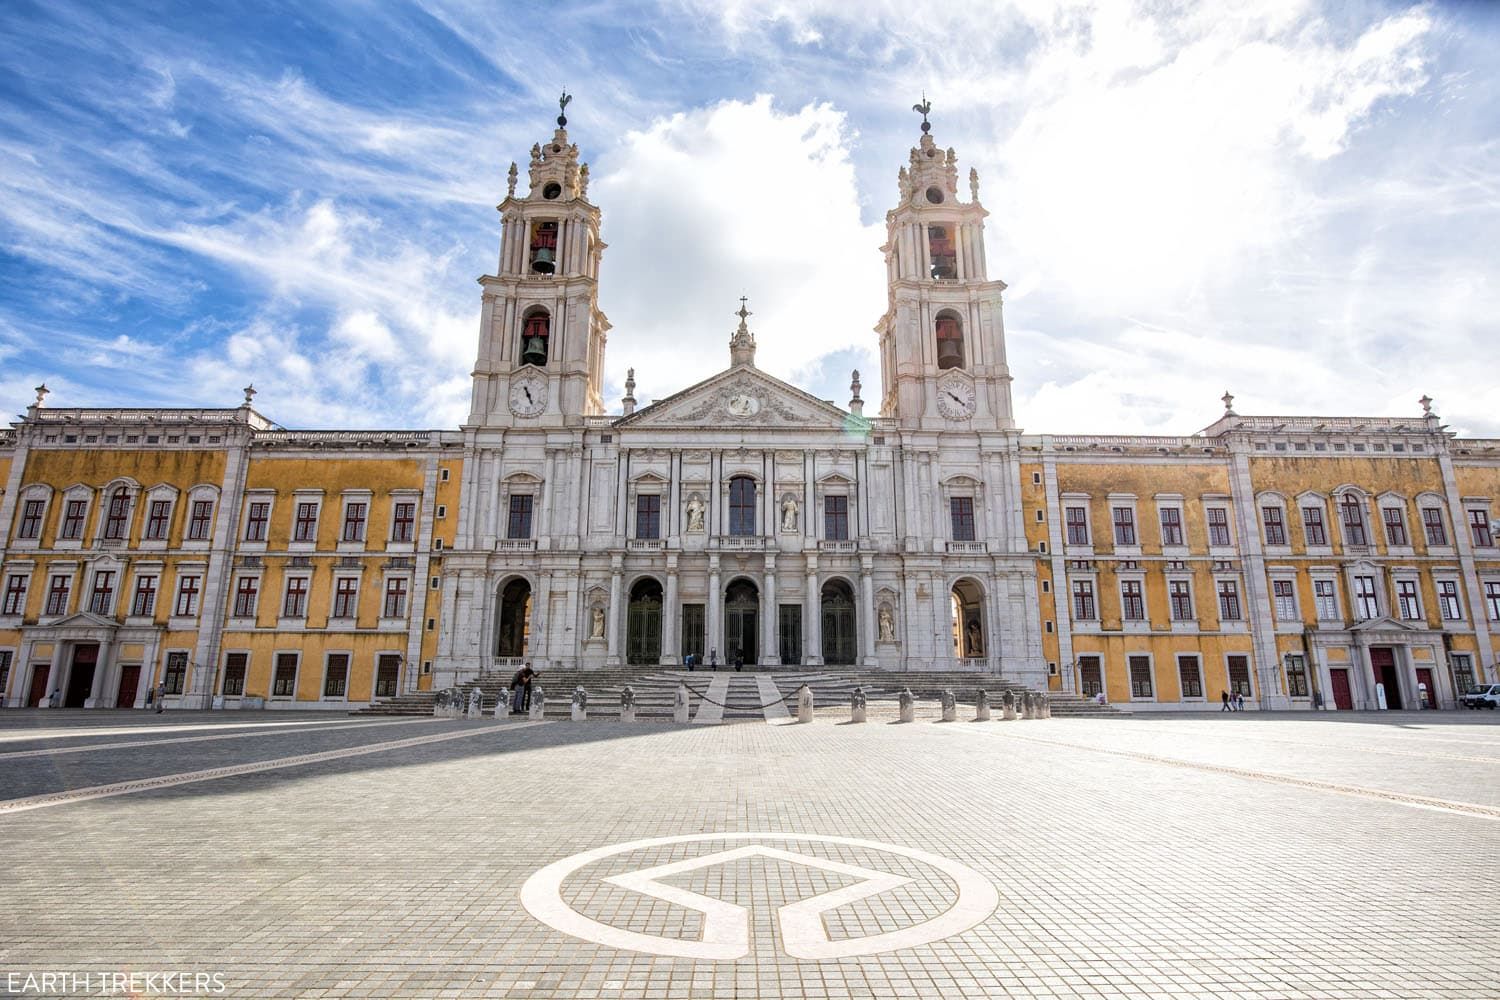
[781,497,799,532]
[590,605,605,639]
[685,495,705,533]
[878,606,895,642]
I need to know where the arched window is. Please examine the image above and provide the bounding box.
[102,488,131,540]
[935,310,964,370]
[928,224,956,279]
[520,309,550,366]
[728,476,756,536]
[529,220,558,274]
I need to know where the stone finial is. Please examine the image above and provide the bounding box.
[1221,390,1236,416]
[729,296,756,367]
[1419,394,1434,417]
[622,367,637,416]
[32,383,49,408]
[578,162,589,197]
[507,162,518,198]
[912,93,932,134]
[242,383,256,407]
[849,369,863,416]
[969,167,980,201]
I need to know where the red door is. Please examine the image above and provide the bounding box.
[1416,667,1436,709]
[1370,647,1403,709]
[1329,668,1353,710]
[116,664,141,708]
[28,665,50,707]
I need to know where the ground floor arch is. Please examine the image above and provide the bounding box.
[951,578,986,661]
[820,578,857,665]
[724,578,759,666]
[495,577,532,658]
[627,577,664,665]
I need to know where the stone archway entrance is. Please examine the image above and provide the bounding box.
[951,579,986,662]
[820,580,857,666]
[724,579,759,666]
[627,579,664,665]
[495,579,532,658]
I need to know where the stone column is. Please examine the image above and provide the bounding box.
[86,637,115,708]
[805,558,822,666]
[605,561,623,666]
[662,556,680,665]
[859,555,877,667]
[533,570,553,663]
[761,554,778,665]
[707,555,722,667]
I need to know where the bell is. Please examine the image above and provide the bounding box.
[936,339,964,369]
[521,334,548,366]
[530,246,555,274]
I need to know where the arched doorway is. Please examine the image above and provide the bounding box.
[495,578,531,658]
[724,579,758,665]
[627,578,663,665]
[951,579,986,662]
[821,579,857,665]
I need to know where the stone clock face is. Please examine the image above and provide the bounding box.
[509,373,547,418]
[937,378,976,420]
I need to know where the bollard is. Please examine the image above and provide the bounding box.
[620,685,637,723]
[974,689,991,721]
[432,689,446,718]
[1002,690,1016,721]
[529,685,546,721]
[673,683,691,724]
[1023,691,1036,720]
[495,687,510,720]
[796,684,814,724]
[850,686,867,724]
[940,689,957,723]
[468,688,483,719]
[1043,693,1052,719]
[571,686,588,722]
[898,688,915,723]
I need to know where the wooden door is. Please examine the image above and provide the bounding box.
[1370,647,1402,709]
[1329,668,1352,710]
[116,664,140,708]
[28,665,50,707]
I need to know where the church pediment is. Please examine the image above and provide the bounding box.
[27,611,119,634]
[1349,616,1425,633]
[616,366,850,430]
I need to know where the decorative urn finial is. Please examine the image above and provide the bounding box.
[242,383,257,407]
[1419,394,1434,417]
[1221,390,1236,416]
[32,383,49,408]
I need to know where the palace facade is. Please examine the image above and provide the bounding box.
[2,111,1497,712]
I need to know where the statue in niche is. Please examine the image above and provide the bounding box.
[780,496,799,532]
[965,620,983,657]
[685,495,706,533]
[878,605,896,643]
[589,605,605,640]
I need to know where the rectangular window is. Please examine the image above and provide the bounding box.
[272,653,298,697]
[1071,580,1096,620]
[1120,580,1145,621]
[18,499,45,539]
[507,495,534,539]
[1383,507,1408,547]
[1451,653,1476,695]
[232,577,259,619]
[950,498,976,542]
[324,653,349,698]
[1078,655,1103,697]
[1314,579,1339,621]
[244,501,270,541]
[187,500,214,541]
[2,574,27,616]
[1396,580,1422,620]
[1128,655,1153,698]
[391,501,416,543]
[1272,579,1297,621]
[1169,580,1193,621]
[1112,507,1136,545]
[103,492,130,539]
[1065,506,1089,545]
[1217,580,1241,621]
[1177,655,1203,698]
[636,494,661,540]
[131,575,157,617]
[1301,505,1327,546]
[1285,654,1309,697]
[145,499,172,540]
[823,495,849,541]
[1227,654,1253,697]
[1486,581,1500,621]
[88,571,115,615]
[1437,580,1463,621]
[375,654,401,697]
[283,576,309,618]
[333,577,359,619]
[342,502,367,542]
[1159,508,1183,547]
[294,502,320,542]
[1469,509,1493,547]
[162,651,188,695]
[60,499,87,540]
[1207,507,1231,547]
[1261,506,1286,546]
[1422,507,1447,546]
[174,575,201,617]
[222,653,247,696]
[1341,496,1367,546]
[45,574,71,616]
[383,578,408,618]
[1354,575,1379,620]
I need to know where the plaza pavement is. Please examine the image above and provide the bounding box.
[0,707,1497,999]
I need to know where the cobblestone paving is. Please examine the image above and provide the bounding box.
[0,709,1497,998]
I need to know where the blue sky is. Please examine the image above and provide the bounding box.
[1,0,1496,434]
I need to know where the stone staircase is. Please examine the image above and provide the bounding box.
[352,665,1117,720]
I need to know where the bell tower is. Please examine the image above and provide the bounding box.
[468,93,610,427]
[875,99,1014,430]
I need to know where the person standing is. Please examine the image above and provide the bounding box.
[154,682,166,714]
[509,663,536,714]
[1221,690,1231,712]
[709,648,718,671]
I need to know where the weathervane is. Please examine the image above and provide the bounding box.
[558,90,572,127]
[912,93,932,133]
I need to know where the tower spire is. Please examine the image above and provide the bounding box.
[729,296,757,367]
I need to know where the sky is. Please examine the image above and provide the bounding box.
[0,0,1496,436]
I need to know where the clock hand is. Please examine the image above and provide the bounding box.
[524,387,534,404]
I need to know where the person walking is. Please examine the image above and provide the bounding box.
[154,682,166,714]
[1221,690,1231,712]
[733,648,743,672]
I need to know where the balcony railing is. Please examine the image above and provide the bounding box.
[496,539,536,552]
[627,538,664,552]
[718,536,764,550]
[946,541,987,554]
[818,539,858,553]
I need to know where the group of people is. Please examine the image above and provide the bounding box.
[682,649,745,671]
[508,663,538,714]
[1221,690,1246,711]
